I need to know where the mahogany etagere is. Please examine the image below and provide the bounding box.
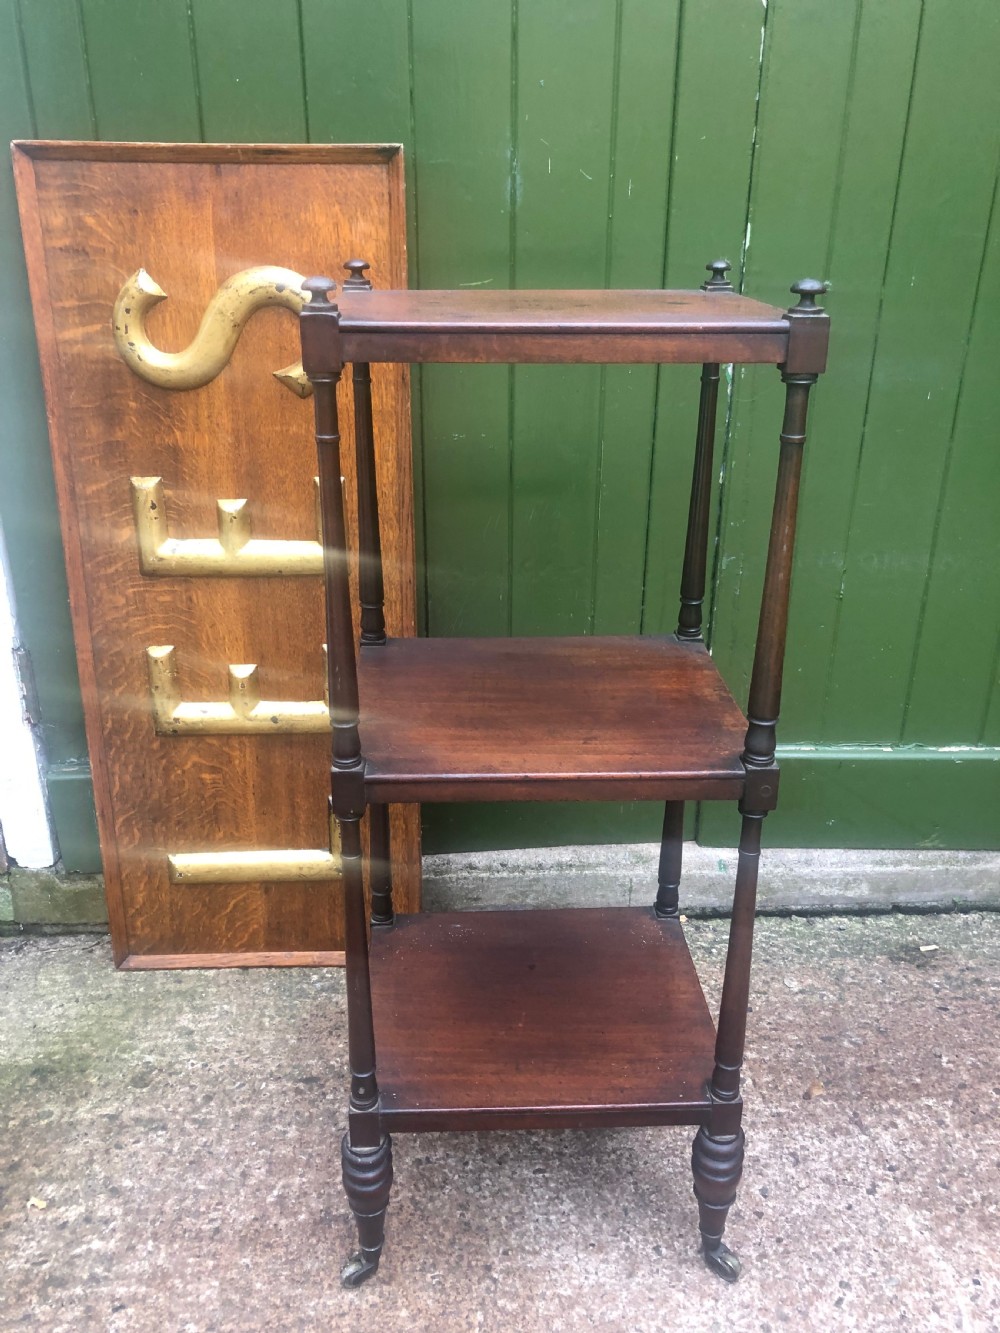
[299,259,829,1286]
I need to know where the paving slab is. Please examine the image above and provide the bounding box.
[1,913,998,1331]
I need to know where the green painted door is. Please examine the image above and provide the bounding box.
[2,0,997,865]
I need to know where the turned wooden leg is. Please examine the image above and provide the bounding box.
[654,800,684,918]
[369,802,393,927]
[691,1123,745,1281]
[690,809,762,1282]
[341,1133,393,1288]
[338,814,389,1288]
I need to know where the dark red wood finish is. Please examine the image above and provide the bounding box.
[358,635,748,803]
[303,273,830,1288]
[677,361,722,641]
[371,907,717,1133]
[655,799,685,918]
[299,286,828,369]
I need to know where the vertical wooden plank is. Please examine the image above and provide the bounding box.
[0,0,92,792]
[510,0,618,635]
[709,2,859,687]
[707,1,860,707]
[752,752,1000,851]
[79,0,202,139]
[696,0,862,846]
[640,0,766,637]
[823,0,1000,741]
[980,651,1000,745]
[411,2,513,637]
[591,0,680,634]
[17,0,94,136]
[301,0,411,145]
[300,0,423,620]
[189,0,307,141]
[779,0,922,740]
[903,162,1000,743]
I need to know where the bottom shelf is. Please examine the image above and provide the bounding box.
[370,906,717,1133]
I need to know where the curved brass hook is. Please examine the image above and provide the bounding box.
[112,265,313,397]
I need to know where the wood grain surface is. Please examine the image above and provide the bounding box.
[306,286,793,366]
[12,141,418,966]
[371,906,717,1132]
[359,635,749,802]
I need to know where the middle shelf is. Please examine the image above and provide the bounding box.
[358,634,749,803]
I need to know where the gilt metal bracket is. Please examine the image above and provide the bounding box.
[147,645,329,734]
[131,477,323,577]
[113,265,313,396]
[168,815,341,884]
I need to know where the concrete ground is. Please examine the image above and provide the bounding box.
[2,911,999,1332]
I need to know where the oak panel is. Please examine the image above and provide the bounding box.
[13,141,419,965]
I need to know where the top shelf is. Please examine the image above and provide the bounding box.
[300,286,829,370]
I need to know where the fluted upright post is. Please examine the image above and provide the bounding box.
[676,261,733,641]
[343,262,393,928]
[676,361,721,640]
[301,276,380,1127]
[654,800,684,918]
[718,280,828,1093]
[344,260,386,647]
[692,279,828,1284]
[742,280,828,774]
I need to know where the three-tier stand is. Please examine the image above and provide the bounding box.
[298,260,829,1285]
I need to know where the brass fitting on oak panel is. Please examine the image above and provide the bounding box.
[146,646,330,735]
[168,816,342,884]
[130,477,323,577]
[113,265,312,396]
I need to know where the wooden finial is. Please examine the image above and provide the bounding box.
[701,260,734,292]
[302,276,338,305]
[789,278,828,313]
[343,260,373,290]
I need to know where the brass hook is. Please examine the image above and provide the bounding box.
[112,265,313,397]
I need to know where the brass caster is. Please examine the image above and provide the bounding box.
[701,1237,741,1283]
[341,1251,381,1289]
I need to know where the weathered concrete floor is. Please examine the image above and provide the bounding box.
[2,913,998,1332]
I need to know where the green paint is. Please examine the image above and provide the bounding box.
[1,0,94,863]
[423,801,663,856]
[511,1,617,636]
[17,0,95,136]
[300,0,423,593]
[698,747,1000,852]
[786,0,922,740]
[190,0,307,142]
[592,1,680,634]
[427,746,1000,857]
[709,0,860,718]
[4,0,1000,861]
[46,766,102,873]
[411,4,513,636]
[902,161,1000,743]
[823,0,1000,742]
[982,669,1000,747]
[80,0,201,139]
[301,0,411,145]
[641,0,765,639]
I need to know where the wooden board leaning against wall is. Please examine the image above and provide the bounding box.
[12,141,419,968]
